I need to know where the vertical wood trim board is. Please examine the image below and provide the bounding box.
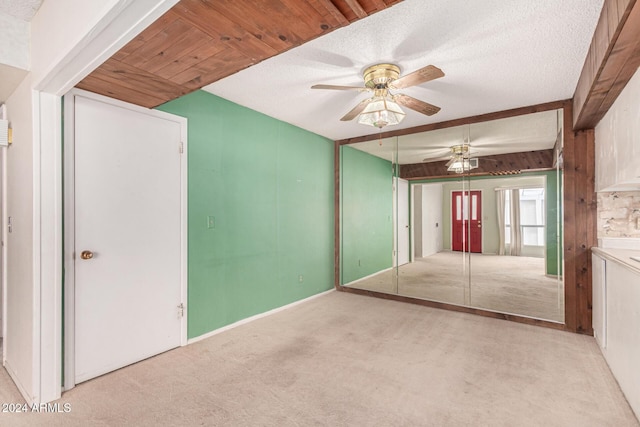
[563,125,597,334]
[334,141,341,289]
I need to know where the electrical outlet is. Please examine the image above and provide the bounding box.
[207,215,215,229]
[298,275,304,283]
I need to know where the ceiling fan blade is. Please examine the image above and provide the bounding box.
[395,94,441,116]
[341,98,373,121]
[311,84,369,92]
[390,65,444,89]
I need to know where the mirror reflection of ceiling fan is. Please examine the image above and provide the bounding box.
[444,144,479,173]
[311,63,444,128]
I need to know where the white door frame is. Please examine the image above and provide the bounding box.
[31,0,180,403]
[63,88,188,391]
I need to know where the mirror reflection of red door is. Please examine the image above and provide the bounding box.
[452,191,482,252]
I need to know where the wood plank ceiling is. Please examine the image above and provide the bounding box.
[76,0,402,108]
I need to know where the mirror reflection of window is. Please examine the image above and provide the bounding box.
[505,188,545,253]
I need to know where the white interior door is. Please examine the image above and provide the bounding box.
[396,178,410,266]
[421,183,443,257]
[72,93,185,384]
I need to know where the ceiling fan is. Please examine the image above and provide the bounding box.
[311,63,444,128]
[444,144,479,173]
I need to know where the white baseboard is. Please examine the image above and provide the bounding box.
[187,288,335,345]
[4,360,34,405]
[342,267,392,287]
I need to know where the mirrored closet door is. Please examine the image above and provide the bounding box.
[340,109,564,323]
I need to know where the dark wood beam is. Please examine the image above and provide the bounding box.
[342,0,368,18]
[334,141,341,290]
[400,150,554,180]
[337,100,569,145]
[563,96,597,334]
[573,0,640,129]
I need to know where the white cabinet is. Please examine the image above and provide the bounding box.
[591,253,606,348]
[595,66,640,191]
[605,262,640,418]
[592,248,640,419]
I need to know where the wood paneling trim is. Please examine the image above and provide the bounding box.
[78,0,403,108]
[334,141,341,290]
[337,100,569,145]
[310,0,350,25]
[77,59,188,108]
[573,0,640,129]
[75,75,167,108]
[400,150,554,180]
[563,111,597,334]
[549,100,596,335]
[342,0,368,18]
[563,103,578,331]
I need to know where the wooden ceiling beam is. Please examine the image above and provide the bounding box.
[342,0,368,19]
[572,0,640,130]
[310,0,350,25]
[400,150,554,180]
[77,0,403,108]
[369,0,388,11]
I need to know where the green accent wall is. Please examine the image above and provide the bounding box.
[545,170,562,276]
[340,146,393,284]
[157,91,334,339]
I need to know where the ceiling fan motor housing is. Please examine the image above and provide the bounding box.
[363,63,400,89]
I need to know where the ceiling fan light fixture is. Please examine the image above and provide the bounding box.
[447,157,478,173]
[357,95,406,129]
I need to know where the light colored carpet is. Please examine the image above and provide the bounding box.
[0,291,636,426]
[347,252,564,322]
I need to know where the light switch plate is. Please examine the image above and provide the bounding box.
[207,215,215,229]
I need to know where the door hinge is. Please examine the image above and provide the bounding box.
[177,303,185,318]
[179,142,184,154]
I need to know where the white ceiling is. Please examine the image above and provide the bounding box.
[0,0,43,102]
[204,0,603,142]
[0,0,43,21]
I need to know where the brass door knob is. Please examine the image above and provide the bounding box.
[80,250,94,260]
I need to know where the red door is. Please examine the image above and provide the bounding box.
[452,191,482,253]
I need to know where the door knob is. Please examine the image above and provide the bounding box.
[80,250,94,260]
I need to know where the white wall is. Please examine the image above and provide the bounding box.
[595,67,640,192]
[29,0,120,86]
[4,74,35,400]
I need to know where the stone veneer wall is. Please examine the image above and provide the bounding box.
[597,191,640,238]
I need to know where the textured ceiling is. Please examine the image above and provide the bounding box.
[0,0,43,21]
[203,0,604,141]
